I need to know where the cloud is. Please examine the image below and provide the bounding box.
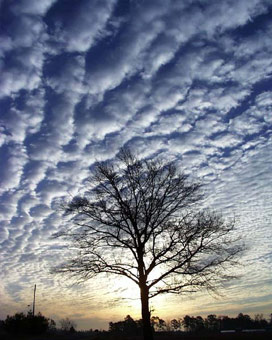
[0,6,46,97]
[29,204,51,218]
[0,0,271,327]
[45,0,116,53]
[11,0,57,15]
[0,144,28,193]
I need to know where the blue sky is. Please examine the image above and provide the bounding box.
[0,0,272,330]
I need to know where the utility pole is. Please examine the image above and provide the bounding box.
[32,284,36,316]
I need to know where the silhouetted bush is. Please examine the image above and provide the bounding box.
[3,311,55,335]
[109,315,142,335]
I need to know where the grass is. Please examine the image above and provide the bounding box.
[1,330,272,340]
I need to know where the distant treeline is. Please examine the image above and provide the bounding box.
[1,310,271,337]
[109,313,272,335]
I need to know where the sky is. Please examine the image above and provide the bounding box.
[0,0,272,331]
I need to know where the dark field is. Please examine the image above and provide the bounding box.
[1,331,272,340]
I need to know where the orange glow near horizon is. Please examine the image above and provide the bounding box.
[2,273,272,332]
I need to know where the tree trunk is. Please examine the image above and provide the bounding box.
[140,285,153,340]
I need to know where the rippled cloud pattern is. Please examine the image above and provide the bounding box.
[0,0,272,329]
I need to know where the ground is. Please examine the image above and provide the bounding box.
[1,331,272,340]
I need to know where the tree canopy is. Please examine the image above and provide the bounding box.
[2,311,55,335]
[53,148,243,340]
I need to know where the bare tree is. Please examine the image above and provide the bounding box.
[53,149,242,340]
[59,317,77,332]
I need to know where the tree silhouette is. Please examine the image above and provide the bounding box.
[59,317,77,332]
[182,315,204,332]
[3,311,55,335]
[151,316,167,332]
[109,315,141,335]
[180,313,270,332]
[171,318,181,331]
[53,148,243,340]
[205,314,219,331]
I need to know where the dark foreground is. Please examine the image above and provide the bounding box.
[1,331,272,340]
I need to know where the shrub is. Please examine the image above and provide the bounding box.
[4,311,55,335]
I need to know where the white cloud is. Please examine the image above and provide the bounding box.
[254,91,272,123]
[47,0,116,53]
[45,55,86,95]
[210,132,242,149]
[0,144,28,194]
[0,15,46,98]
[11,0,57,15]
[0,89,45,146]
[0,0,272,324]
